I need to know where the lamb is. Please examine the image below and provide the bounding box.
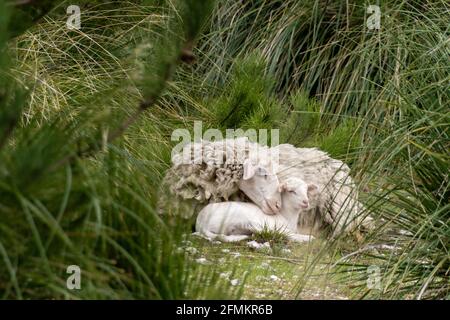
[195,177,318,242]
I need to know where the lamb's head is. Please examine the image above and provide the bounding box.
[279,177,318,211]
[237,158,282,215]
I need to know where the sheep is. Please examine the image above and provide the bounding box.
[195,177,318,243]
[258,144,373,238]
[162,137,282,215]
[273,144,372,237]
[163,137,371,237]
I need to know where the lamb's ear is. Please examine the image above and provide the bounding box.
[242,159,256,180]
[307,184,319,195]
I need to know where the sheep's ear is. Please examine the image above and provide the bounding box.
[307,184,318,195]
[242,159,256,180]
[278,183,287,193]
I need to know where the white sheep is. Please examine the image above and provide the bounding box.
[162,137,282,214]
[195,177,318,242]
[274,144,372,237]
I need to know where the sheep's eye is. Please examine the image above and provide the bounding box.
[264,174,268,179]
[257,169,266,176]
[289,190,296,194]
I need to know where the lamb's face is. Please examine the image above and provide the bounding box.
[280,178,318,211]
[238,159,282,215]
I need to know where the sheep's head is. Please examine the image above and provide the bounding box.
[238,158,282,215]
[279,177,318,210]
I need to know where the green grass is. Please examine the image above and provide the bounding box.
[250,225,290,246]
[0,0,240,300]
[188,236,351,300]
[0,0,448,300]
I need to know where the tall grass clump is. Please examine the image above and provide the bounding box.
[337,2,449,299]
[191,0,449,299]
[0,0,448,300]
[0,0,242,299]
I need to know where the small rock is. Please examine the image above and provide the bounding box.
[270,275,280,281]
[185,247,198,255]
[231,252,241,258]
[196,257,209,265]
[181,240,192,246]
[247,241,271,250]
[399,229,413,236]
[230,279,240,286]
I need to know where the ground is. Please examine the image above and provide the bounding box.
[181,236,354,300]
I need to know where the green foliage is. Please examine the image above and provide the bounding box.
[0,0,448,300]
[177,0,217,41]
[251,225,289,246]
[209,53,280,130]
[278,90,361,162]
[7,0,63,38]
[279,91,321,146]
[318,119,361,162]
[192,0,449,299]
[0,0,238,300]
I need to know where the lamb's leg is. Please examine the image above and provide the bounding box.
[219,234,250,242]
[193,231,215,242]
[195,230,249,242]
[288,233,315,243]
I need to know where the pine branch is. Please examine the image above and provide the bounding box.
[47,41,193,173]
[106,59,177,144]
[47,0,216,172]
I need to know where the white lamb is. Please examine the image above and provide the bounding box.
[195,177,318,242]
